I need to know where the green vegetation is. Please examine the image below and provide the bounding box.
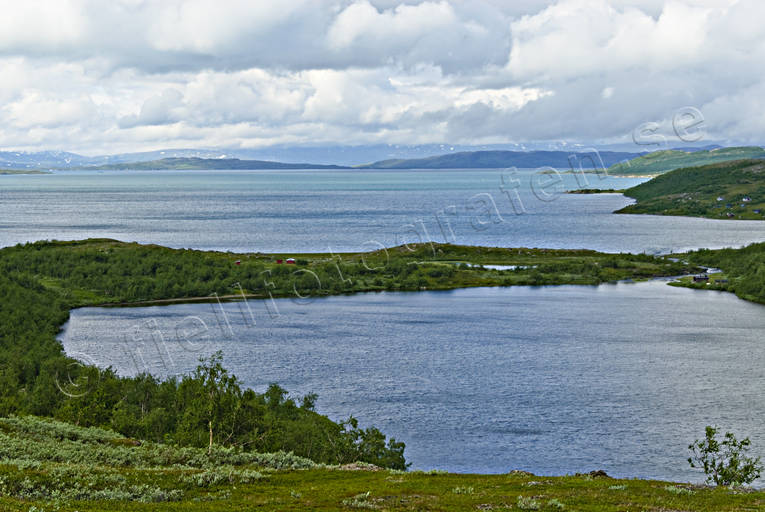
[1,239,696,307]
[1,417,764,511]
[608,146,765,176]
[77,157,347,170]
[672,241,765,304]
[566,188,624,194]
[688,426,763,487]
[616,159,765,219]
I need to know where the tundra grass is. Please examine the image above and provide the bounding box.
[1,416,764,512]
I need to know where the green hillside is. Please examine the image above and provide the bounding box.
[616,159,765,220]
[607,146,765,175]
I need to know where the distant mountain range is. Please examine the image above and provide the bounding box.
[0,150,94,169]
[0,148,644,171]
[81,150,645,171]
[0,149,275,170]
[358,150,644,169]
[1,145,762,174]
[0,145,552,169]
[80,157,348,170]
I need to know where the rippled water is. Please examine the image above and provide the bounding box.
[60,282,765,481]
[9,168,765,480]
[2,168,765,253]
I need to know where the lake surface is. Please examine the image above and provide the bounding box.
[60,281,765,482]
[10,168,765,481]
[3,168,765,253]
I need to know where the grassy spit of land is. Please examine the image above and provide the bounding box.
[6,239,699,308]
[1,415,763,512]
[566,188,625,194]
[0,168,50,174]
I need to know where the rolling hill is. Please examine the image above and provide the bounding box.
[607,146,765,176]
[616,159,765,220]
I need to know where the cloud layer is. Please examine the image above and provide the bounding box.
[0,0,762,153]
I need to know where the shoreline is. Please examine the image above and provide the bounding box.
[89,274,694,309]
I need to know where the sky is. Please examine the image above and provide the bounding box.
[0,0,762,155]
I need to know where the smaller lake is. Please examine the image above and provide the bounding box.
[60,281,765,482]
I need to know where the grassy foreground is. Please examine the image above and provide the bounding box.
[1,416,763,512]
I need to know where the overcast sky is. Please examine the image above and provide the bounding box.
[0,0,761,154]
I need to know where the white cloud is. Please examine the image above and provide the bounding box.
[0,1,86,53]
[507,0,714,81]
[118,88,185,128]
[326,1,500,71]
[4,93,99,129]
[0,0,762,153]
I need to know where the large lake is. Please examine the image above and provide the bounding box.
[6,169,765,482]
[60,281,765,482]
[2,168,765,253]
